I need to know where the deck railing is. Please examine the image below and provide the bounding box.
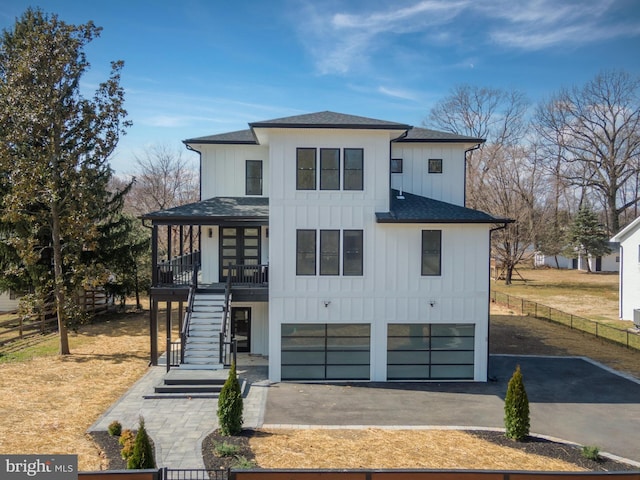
[156,251,201,287]
[228,264,268,286]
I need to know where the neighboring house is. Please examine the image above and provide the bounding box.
[143,111,510,382]
[534,244,620,272]
[611,217,640,323]
[0,290,20,312]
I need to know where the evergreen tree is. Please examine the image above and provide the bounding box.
[127,417,155,469]
[504,365,530,441]
[0,8,130,353]
[563,207,611,273]
[217,362,244,436]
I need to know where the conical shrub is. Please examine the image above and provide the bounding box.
[504,364,530,441]
[127,417,155,469]
[217,361,243,436]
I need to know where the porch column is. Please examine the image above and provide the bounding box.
[150,299,158,365]
[151,225,158,286]
[166,301,172,371]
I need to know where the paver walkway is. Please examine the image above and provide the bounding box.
[89,358,269,469]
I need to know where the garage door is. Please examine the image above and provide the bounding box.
[387,323,474,380]
[281,323,370,380]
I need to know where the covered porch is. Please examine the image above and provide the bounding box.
[142,197,269,368]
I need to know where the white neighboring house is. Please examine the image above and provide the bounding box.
[0,291,20,312]
[144,111,511,382]
[534,243,620,272]
[611,217,640,323]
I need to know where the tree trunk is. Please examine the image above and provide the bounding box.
[504,264,514,285]
[51,199,70,355]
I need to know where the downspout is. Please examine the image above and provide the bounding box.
[389,129,410,212]
[185,143,203,201]
[487,222,509,381]
[464,142,483,208]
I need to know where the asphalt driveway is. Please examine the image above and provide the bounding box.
[262,355,640,463]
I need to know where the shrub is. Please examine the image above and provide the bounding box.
[119,429,135,460]
[232,455,256,469]
[217,362,243,436]
[108,420,122,436]
[582,445,600,461]
[504,364,530,441]
[214,441,240,457]
[127,417,156,469]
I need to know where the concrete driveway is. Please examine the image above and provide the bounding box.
[262,355,640,463]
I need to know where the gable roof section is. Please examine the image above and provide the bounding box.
[142,197,269,224]
[249,111,411,130]
[376,190,512,224]
[395,127,484,144]
[610,216,640,242]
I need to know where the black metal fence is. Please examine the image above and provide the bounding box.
[163,468,227,480]
[491,290,640,351]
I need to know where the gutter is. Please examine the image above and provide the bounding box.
[185,143,203,201]
[388,128,411,212]
[463,141,484,208]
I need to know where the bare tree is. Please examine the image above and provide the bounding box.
[535,70,640,234]
[426,85,529,209]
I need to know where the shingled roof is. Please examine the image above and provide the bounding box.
[395,127,484,144]
[184,129,257,145]
[376,190,511,224]
[249,111,411,130]
[142,197,269,224]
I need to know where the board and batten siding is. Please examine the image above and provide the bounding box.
[265,127,491,381]
[619,225,640,321]
[199,144,269,199]
[390,143,466,205]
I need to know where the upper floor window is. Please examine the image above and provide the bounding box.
[246,160,263,195]
[296,229,363,276]
[422,230,442,276]
[297,148,316,190]
[320,148,340,190]
[391,158,403,174]
[344,148,364,190]
[428,158,443,174]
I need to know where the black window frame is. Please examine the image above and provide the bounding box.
[343,229,363,276]
[296,229,316,275]
[320,229,340,275]
[391,158,403,174]
[245,160,263,195]
[343,148,364,191]
[320,148,340,190]
[296,148,316,190]
[421,230,442,276]
[428,158,443,174]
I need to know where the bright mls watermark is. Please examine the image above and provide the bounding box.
[1,455,77,480]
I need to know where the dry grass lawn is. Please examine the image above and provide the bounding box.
[250,429,584,471]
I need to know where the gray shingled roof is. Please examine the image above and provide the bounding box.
[184,129,257,145]
[250,111,411,130]
[396,127,484,144]
[142,197,269,224]
[376,190,511,224]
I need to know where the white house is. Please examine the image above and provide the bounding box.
[534,243,620,272]
[0,291,20,312]
[611,217,640,323]
[143,112,510,382]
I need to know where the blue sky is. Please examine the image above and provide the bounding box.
[1,0,640,174]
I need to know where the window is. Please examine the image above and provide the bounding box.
[245,160,262,195]
[343,230,363,275]
[428,158,442,174]
[297,148,316,190]
[320,148,340,190]
[391,158,403,174]
[296,230,316,275]
[344,148,364,190]
[296,229,363,276]
[320,230,340,275]
[422,230,441,276]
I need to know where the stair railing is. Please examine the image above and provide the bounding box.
[220,266,234,366]
[166,262,199,373]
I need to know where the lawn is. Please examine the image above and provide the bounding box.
[491,267,623,327]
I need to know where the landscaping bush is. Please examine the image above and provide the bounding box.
[127,417,155,469]
[217,361,243,436]
[214,441,240,457]
[108,420,122,436]
[119,429,135,460]
[504,364,530,441]
[582,445,600,461]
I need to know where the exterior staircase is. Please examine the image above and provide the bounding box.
[182,291,226,370]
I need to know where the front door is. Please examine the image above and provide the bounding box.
[231,307,251,352]
[220,227,261,282]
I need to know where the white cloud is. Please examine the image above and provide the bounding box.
[377,86,419,101]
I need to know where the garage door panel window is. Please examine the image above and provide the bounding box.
[281,323,371,381]
[387,323,474,380]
